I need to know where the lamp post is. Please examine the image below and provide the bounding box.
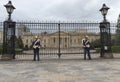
[4,1,15,20]
[99,4,109,22]
[2,1,16,60]
[99,4,113,58]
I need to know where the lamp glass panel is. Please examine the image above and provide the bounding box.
[101,9,108,16]
[6,6,14,14]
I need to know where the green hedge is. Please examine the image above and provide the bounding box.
[0,48,2,54]
[15,48,23,54]
[95,48,101,53]
[95,46,120,53]
[0,48,23,55]
[112,46,120,53]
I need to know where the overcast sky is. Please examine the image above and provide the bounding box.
[0,0,120,22]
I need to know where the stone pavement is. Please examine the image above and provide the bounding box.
[0,54,120,82]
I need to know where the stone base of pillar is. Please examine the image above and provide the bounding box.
[103,53,113,58]
[1,55,13,60]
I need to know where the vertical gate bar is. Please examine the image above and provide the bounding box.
[58,23,61,59]
[13,22,16,59]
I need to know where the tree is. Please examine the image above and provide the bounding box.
[115,29,120,45]
[18,36,24,48]
[15,36,24,49]
[114,14,120,45]
[91,39,101,48]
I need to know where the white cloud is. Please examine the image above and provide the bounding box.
[0,0,120,22]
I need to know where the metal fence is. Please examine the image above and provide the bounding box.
[0,21,119,59]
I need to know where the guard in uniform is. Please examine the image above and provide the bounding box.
[82,36,92,60]
[32,36,41,61]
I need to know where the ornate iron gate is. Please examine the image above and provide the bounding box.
[1,21,117,60]
[14,21,100,59]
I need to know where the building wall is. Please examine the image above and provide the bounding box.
[21,30,99,49]
[0,30,3,44]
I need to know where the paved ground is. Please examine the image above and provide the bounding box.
[0,54,120,82]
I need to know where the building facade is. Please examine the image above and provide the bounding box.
[21,29,99,49]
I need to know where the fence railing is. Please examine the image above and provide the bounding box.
[0,21,119,59]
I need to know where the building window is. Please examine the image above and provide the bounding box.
[31,39,33,43]
[60,38,62,44]
[78,39,81,43]
[70,39,72,43]
[44,39,46,43]
[65,38,67,43]
[53,38,55,43]
[26,39,28,43]
[48,39,50,44]
[65,44,67,48]
[74,39,76,43]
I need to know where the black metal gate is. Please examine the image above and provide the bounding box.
[14,21,101,59]
[0,21,118,59]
